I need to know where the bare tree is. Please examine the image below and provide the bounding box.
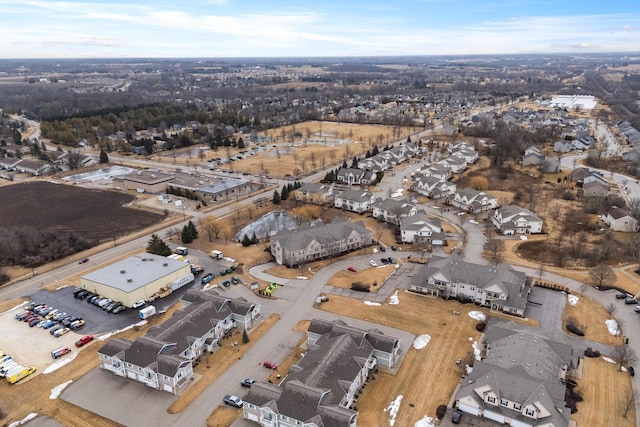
[605,303,617,319]
[484,237,505,265]
[613,344,639,371]
[537,263,545,282]
[621,390,635,418]
[589,264,616,287]
[578,282,588,296]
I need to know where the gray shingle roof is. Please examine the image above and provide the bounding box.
[271,219,370,252]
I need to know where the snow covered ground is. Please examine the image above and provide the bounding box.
[233,210,299,241]
[384,395,403,426]
[567,294,579,306]
[364,301,381,306]
[470,337,481,360]
[414,415,435,427]
[468,311,486,322]
[44,353,77,374]
[605,319,620,335]
[413,334,431,350]
[8,413,38,427]
[50,380,73,399]
[389,290,399,305]
[97,320,147,341]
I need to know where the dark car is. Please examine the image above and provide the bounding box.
[223,394,243,408]
[78,257,89,264]
[381,258,389,264]
[629,366,635,377]
[616,293,628,299]
[452,409,463,424]
[28,317,42,327]
[625,298,638,305]
[379,246,386,252]
[388,257,396,264]
[241,378,256,388]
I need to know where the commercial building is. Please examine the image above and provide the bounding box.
[80,253,194,307]
[122,170,175,193]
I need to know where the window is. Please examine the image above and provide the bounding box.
[514,403,522,411]
[500,399,508,407]
[525,408,536,417]
[487,396,496,404]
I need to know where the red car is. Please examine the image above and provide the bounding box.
[75,335,94,347]
[347,266,357,272]
[263,361,278,370]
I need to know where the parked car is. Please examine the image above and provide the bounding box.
[54,327,70,338]
[390,245,397,251]
[241,378,256,388]
[263,361,278,370]
[635,306,640,313]
[49,324,64,335]
[223,395,243,408]
[70,319,86,330]
[369,260,378,267]
[51,347,71,359]
[75,335,94,347]
[452,409,463,424]
[77,290,90,300]
[347,266,357,272]
[132,300,146,309]
[616,293,628,299]
[379,246,386,252]
[112,305,126,314]
[29,318,44,327]
[62,316,80,327]
[108,302,123,313]
[625,298,638,305]
[388,257,396,264]
[629,366,635,377]
[98,298,112,308]
[381,258,389,264]
[78,257,89,264]
[42,320,57,329]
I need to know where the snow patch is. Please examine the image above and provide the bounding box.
[296,276,308,280]
[97,320,148,341]
[56,285,70,290]
[472,341,481,360]
[468,311,486,322]
[567,295,579,306]
[389,290,399,305]
[8,301,27,312]
[466,365,473,375]
[602,356,616,364]
[384,395,403,426]
[414,415,435,427]
[413,334,431,350]
[8,413,38,427]
[605,319,620,336]
[44,352,77,374]
[621,366,628,372]
[50,380,73,399]
[364,301,381,306]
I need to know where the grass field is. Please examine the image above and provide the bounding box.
[563,293,624,347]
[319,292,485,425]
[572,357,635,427]
[328,265,396,291]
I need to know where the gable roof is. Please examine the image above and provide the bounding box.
[271,218,370,252]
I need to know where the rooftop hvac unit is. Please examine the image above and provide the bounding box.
[127,278,133,283]
[120,269,126,274]
[162,263,168,267]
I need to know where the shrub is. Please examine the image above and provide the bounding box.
[436,405,447,420]
[351,282,371,292]
[584,347,601,358]
[476,322,486,332]
[566,324,585,336]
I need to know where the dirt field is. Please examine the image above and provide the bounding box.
[0,181,163,242]
[563,293,624,347]
[319,292,486,425]
[572,357,635,427]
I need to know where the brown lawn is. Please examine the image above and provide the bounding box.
[329,265,396,291]
[572,357,635,427]
[563,293,624,347]
[319,292,485,425]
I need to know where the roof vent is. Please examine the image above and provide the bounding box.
[127,278,133,283]
[120,269,126,274]
[163,262,168,267]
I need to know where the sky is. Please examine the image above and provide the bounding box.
[0,0,639,58]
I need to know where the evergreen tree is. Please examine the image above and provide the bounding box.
[365,150,371,158]
[323,171,331,182]
[146,234,172,256]
[99,148,109,164]
[242,234,252,247]
[181,225,194,244]
[237,137,245,149]
[251,232,258,244]
[287,183,294,192]
[372,146,379,156]
[375,171,384,184]
[187,220,198,238]
[272,190,281,205]
[351,157,358,168]
[281,185,289,200]
[242,329,250,343]
[407,136,412,143]
[342,159,348,168]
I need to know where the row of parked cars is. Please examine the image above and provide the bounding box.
[73,288,127,314]
[15,302,85,338]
